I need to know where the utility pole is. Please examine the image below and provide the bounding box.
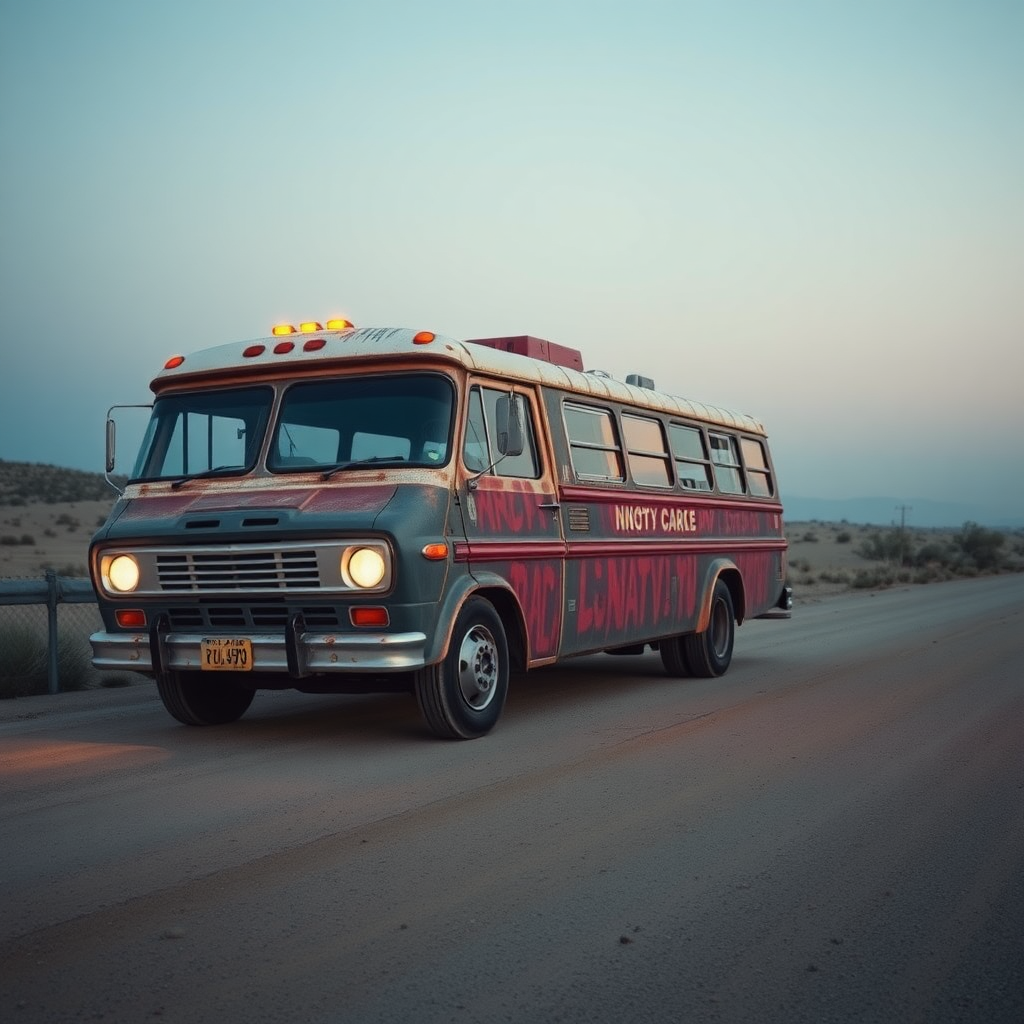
[895,504,912,566]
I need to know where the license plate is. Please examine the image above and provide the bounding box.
[200,638,253,672]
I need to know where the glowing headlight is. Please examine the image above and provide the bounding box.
[344,547,387,589]
[105,554,140,593]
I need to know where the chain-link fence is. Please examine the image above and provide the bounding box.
[0,572,134,697]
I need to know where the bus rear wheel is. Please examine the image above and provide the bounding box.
[682,579,735,677]
[414,597,509,739]
[156,670,255,725]
[659,636,691,677]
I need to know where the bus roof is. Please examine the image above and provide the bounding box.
[151,324,768,436]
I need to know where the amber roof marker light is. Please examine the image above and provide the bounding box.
[413,331,436,345]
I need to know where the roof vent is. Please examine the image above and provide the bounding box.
[626,373,655,389]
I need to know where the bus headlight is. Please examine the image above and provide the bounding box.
[104,554,140,593]
[343,546,388,589]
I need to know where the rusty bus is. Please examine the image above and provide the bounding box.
[90,320,791,738]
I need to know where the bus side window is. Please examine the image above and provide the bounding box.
[462,387,541,478]
[564,403,625,482]
[463,389,490,472]
[709,432,745,494]
[669,422,712,491]
[622,413,672,488]
[741,437,774,497]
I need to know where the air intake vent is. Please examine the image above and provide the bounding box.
[567,507,591,532]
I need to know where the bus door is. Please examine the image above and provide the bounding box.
[457,383,565,664]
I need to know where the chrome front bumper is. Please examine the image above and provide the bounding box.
[90,628,429,675]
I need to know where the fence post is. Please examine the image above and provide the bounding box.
[45,569,60,694]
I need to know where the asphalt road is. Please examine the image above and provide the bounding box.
[1,575,1022,1024]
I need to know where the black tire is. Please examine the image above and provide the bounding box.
[659,635,691,677]
[681,579,735,678]
[156,670,255,725]
[414,597,509,739]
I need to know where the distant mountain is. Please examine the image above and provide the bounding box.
[783,495,1023,530]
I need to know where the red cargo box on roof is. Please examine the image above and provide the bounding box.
[466,335,584,371]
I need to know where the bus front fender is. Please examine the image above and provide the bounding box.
[422,571,524,667]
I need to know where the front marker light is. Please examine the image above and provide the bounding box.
[345,547,387,589]
[105,554,140,593]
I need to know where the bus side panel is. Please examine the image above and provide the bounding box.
[555,490,786,655]
[457,478,565,662]
[563,547,702,653]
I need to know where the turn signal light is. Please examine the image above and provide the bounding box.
[350,607,389,627]
[115,609,147,628]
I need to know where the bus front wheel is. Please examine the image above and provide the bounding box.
[682,579,735,677]
[156,670,255,725]
[414,597,509,740]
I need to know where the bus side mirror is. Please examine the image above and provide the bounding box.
[105,417,116,474]
[495,393,524,458]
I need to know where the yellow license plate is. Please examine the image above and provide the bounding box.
[200,638,253,672]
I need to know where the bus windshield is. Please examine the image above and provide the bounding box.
[268,373,455,473]
[130,386,273,483]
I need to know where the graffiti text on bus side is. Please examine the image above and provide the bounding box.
[614,504,697,533]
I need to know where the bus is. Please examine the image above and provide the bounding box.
[90,320,791,739]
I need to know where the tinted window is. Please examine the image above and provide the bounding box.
[131,387,272,481]
[565,404,625,482]
[741,437,773,497]
[669,423,712,491]
[709,432,744,494]
[622,414,671,488]
[462,387,540,479]
[270,374,454,471]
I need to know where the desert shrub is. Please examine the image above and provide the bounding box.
[914,542,954,568]
[856,528,914,566]
[20,534,35,546]
[798,574,817,586]
[0,623,46,697]
[0,535,17,546]
[0,622,96,697]
[55,631,94,691]
[914,564,954,584]
[954,522,1005,571]
[836,531,852,544]
[851,567,897,590]
[819,570,852,585]
[43,527,57,538]
[801,531,818,542]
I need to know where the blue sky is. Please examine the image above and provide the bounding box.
[1,0,1022,520]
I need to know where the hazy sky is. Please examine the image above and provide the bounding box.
[1,0,1022,518]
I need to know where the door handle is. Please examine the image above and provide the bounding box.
[538,502,561,512]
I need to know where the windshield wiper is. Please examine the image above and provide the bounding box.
[169,466,246,490]
[320,456,407,481]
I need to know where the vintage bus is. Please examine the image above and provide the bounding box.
[90,320,791,739]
